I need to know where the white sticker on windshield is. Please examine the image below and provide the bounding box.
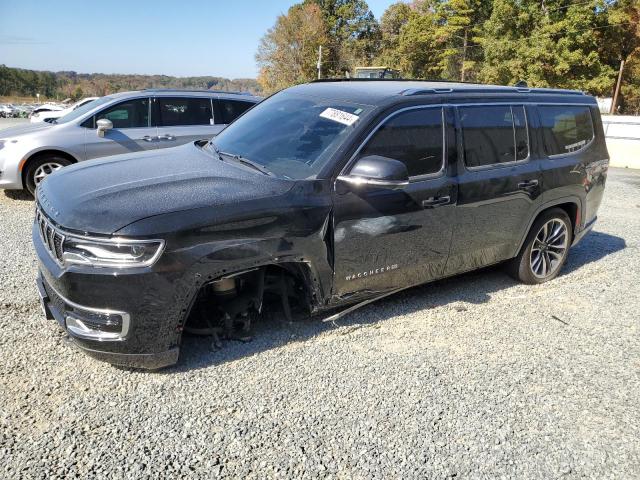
[320,108,359,126]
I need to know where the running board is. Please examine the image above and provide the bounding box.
[322,287,405,323]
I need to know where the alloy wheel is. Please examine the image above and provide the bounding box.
[529,218,569,279]
[33,162,63,185]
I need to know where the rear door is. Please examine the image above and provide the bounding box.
[155,96,217,147]
[83,97,158,159]
[445,103,543,275]
[332,105,458,298]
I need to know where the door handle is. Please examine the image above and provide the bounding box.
[422,195,450,208]
[158,134,175,141]
[517,179,539,189]
[141,135,156,142]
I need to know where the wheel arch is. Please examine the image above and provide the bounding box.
[20,148,79,189]
[515,197,583,256]
[176,259,325,334]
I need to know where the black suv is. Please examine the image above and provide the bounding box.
[33,80,609,369]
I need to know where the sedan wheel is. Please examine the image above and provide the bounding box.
[33,162,64,186]
[24,155,72,196]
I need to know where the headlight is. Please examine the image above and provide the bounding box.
[62,236,164,268]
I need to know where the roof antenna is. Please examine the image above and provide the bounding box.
[515,80,528,88]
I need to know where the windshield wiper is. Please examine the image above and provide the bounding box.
[208,141,224,162]
[220,151,273,176]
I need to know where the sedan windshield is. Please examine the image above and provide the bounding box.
[211,92,373,179]
[55,96,110,124]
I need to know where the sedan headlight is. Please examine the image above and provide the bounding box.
[62,236,164,268]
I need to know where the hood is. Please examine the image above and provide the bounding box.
[38,143,295,235]
[0,121,55,139]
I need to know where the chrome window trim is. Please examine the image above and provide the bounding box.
[458,104,532,172]
[44,279,131,341]
[339,104,447,182]
[538,104,596,159]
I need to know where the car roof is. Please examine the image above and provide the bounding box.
[286,79,590,106]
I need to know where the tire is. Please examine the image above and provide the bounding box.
[24,155,71,196]
[506,208,573,284]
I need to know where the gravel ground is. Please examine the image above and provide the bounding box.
[1,168,639,479]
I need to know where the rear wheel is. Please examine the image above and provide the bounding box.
[507,208,572,284]
[24,155,71,196]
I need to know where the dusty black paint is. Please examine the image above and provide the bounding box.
[33,81,609,368]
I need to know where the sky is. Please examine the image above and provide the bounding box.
[0,0,397,79]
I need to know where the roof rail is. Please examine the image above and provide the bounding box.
[400,86,585,96]
[312,77,485,86]
[311,78,585,96]
[143,88,254,96]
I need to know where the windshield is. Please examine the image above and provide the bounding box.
[211,92,373,179]
[55,96,109,124]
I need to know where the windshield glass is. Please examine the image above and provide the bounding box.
[211,92,373,179]
[55,96,109,124]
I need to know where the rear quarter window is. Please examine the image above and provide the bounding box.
[216,99,255,124]
[539,105,594,156]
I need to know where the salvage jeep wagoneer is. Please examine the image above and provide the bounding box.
[33,80,609,369]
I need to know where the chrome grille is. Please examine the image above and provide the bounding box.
[35,206,65,264]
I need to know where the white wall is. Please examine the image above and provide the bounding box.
[602,115,640,169]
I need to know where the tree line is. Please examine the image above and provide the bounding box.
[0,64,261,101]
[256,0,640,114]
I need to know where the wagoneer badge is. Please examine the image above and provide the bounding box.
[345,264,398,281]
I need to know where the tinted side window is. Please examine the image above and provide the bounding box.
[158,97,213,126]
[80,116,95,129]
[96,98,149,129]
[460,105,528,168]
[216,99,254,124]
[358,108,444,177]
[539,105,594,155]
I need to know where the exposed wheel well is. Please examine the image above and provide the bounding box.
[182,262,317,334]
[22,150,78,188]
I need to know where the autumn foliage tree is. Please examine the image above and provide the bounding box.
[256,0,379,93]
[256,3,329,93]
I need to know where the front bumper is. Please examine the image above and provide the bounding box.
[0,147,24,190]
[36,273,179,369]
[33,221,187,370]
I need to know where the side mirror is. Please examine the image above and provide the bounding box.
[96,118,113,137]
[338,155,409,190]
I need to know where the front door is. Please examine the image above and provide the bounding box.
[445,104,543,274]
[83,97,158,160]
[332,106,457,300]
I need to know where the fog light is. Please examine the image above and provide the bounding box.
[65,308,130,341]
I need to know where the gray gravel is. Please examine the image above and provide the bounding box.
[1,169,639,479]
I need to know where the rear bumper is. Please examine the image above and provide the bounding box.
[572,216,597,246]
